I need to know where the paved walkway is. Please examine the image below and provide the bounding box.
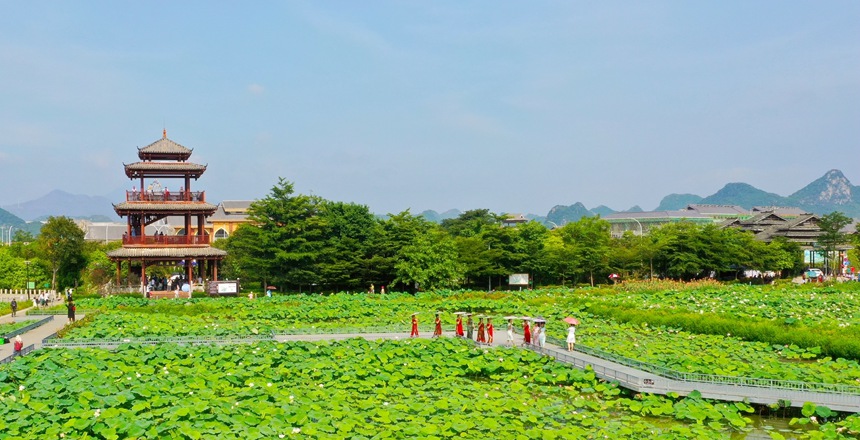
[0,307,78,359]
[3,315,858,413]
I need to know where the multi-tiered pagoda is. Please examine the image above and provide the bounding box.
[107,131,227,294]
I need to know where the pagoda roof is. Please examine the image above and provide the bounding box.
[107,246,227,259]
[124,161,207,179]
[114,201,218,215]
[138,132,193,160]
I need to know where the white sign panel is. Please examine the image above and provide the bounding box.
[509,273,529,286]
[217,282,238,294]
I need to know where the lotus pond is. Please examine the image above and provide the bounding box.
[1,337,851,439]
[50,287,860,387]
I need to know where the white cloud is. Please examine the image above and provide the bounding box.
[248,83,265,95]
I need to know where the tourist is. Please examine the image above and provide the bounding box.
[537,322,546,348]
[487,317,494,344]
[532,322,542,348]
[410,313,419,338]
[10,298,17,317]
[67,301,76,323]
[369,284,375,294]
[380,285,386,295]
[566,323,577,352]
[455,313,464,338]
[466,314,474,340]
[507,318,515,346]
[13,335,23,355]
[522,319,531,346]
[477,317,486,343]
[433,313,442,338]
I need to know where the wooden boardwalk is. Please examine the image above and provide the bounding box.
[526,344,860,413]
[4,315,859,413]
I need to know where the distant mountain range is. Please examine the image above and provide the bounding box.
[3,170,859,231]
[422,169,860,226]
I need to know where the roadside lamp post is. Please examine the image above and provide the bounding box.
[24,260,31,300]
[631,218,644,236]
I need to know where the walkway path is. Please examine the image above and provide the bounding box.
[3,315,858,413]
[0,308,79,360]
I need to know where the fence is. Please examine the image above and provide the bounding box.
[2,316,53,340]
[274,325,454,336]
[41,333,274,348]
[0,290,57,299]
[0,344,35,364]
[537,335,860,396]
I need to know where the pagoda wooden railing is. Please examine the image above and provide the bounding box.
[122,235,210,245]
[126,191,205,203]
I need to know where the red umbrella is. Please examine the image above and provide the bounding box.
[563,317,580,325]
[266,286,277,290]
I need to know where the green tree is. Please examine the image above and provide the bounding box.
[441,209,501,237]
[365,211,430,291]
[817,211,852,276]
[82,242,121,294]
[610,231,650,280]
[36,216,86,291]
[558,217,611,286]
[316,201,377,290]
[225,178,326,290]
[394,228,463,291]
[649,222,708,280]
[542,233,576,286]
[511,221,549,286]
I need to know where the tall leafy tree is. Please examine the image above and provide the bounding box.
[511,221,548,286]
[225,178,326,290]
[441,209,500,237]
[559,216,612,286]
[36,216,86,291]
[365,210,429,291]
[316,201,376,290]
[394,228,463,291]
[817,211,852,275]
[542,233,576,286]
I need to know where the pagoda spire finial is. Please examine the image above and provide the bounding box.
[163,128,167,139]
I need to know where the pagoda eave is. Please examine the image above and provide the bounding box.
[107,246,227,260]
[113,202,217,215]
[138,152,193,161]
[124,162,207,179]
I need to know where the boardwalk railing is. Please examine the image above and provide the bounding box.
[42,334,274,348]
[0,344,35,364]
[27,309,96,316]
[538,335,860,396]
[2,316,53,340]
[274,325,454,336]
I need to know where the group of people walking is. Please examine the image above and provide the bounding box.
[452,313,495,344]
[409,311,577,351]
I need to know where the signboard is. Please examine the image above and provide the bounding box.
[27,281,35,289]
[509,273,530,286]
[208,280,239,296]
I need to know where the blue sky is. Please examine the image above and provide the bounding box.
[1,2,858,215]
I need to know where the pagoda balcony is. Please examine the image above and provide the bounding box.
[126,191,206,202]
[122,235,210,246]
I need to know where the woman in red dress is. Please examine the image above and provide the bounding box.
[455,314,464,338]
[433,313,443,338]
[477,317,486,343]
[410,313,419,338]
[486,317,494,344]
[523,319,531,345]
